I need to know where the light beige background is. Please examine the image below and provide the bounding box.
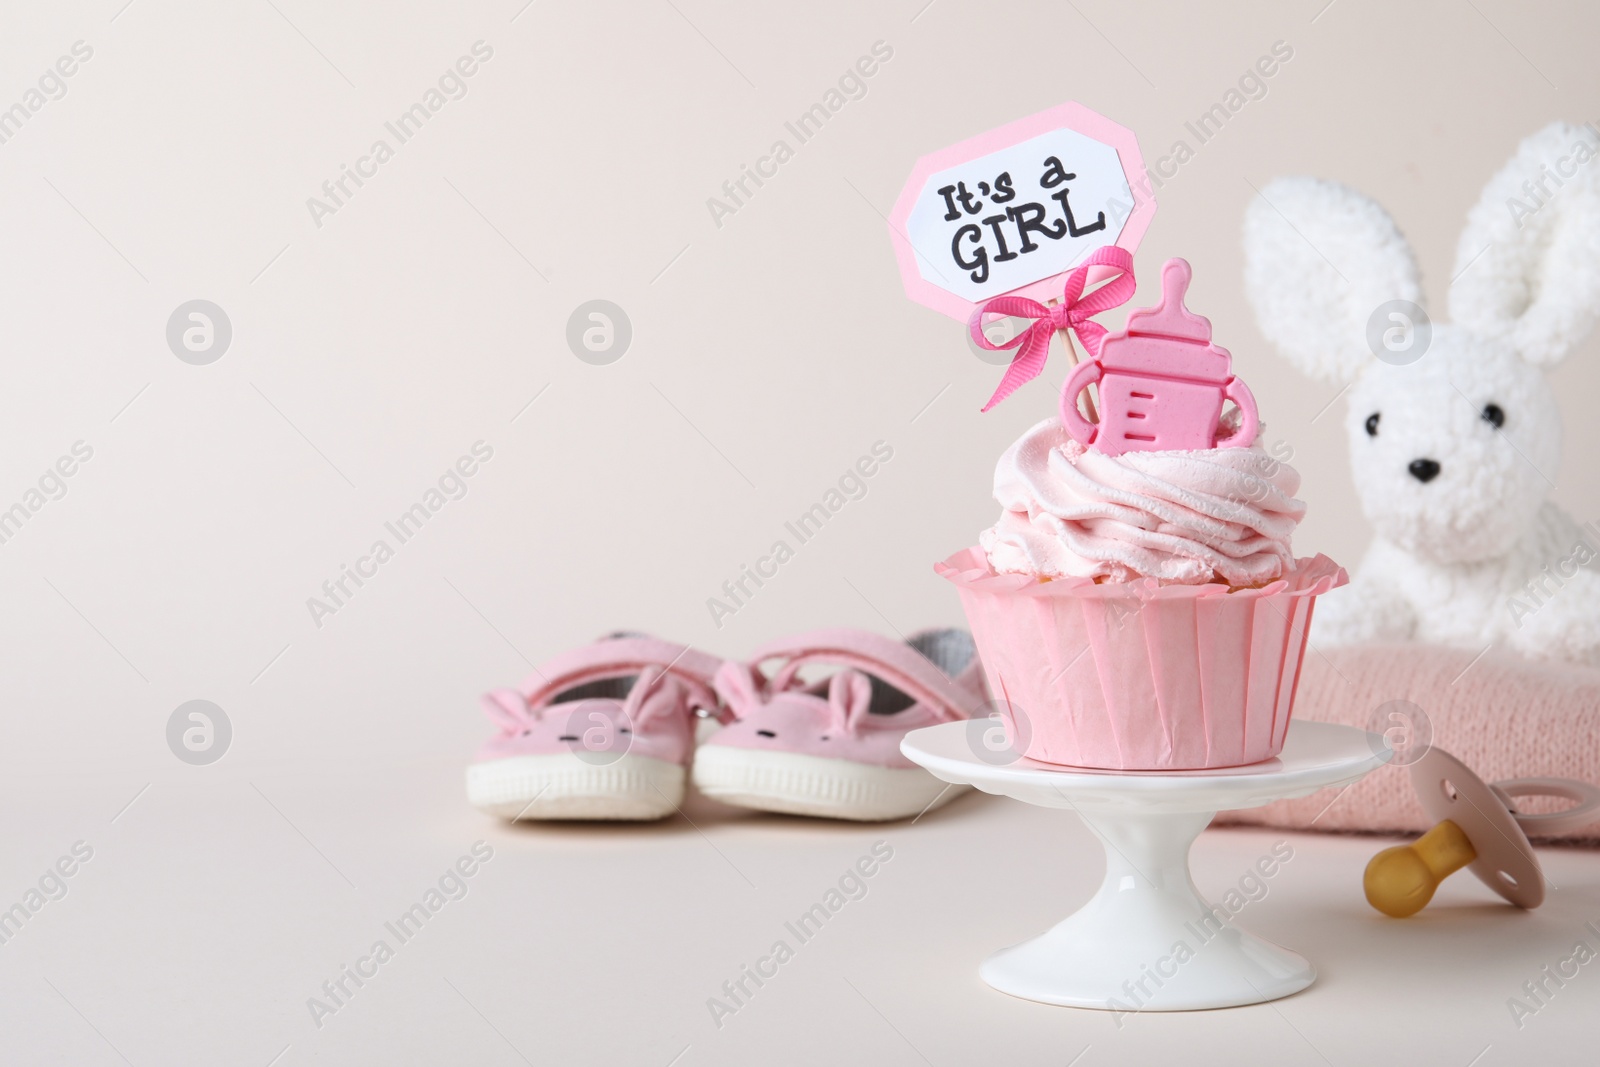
[1,0,1598,1063]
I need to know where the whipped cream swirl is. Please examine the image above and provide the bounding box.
[980,418,1305,586]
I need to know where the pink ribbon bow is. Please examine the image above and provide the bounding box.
[969,245,1137,412]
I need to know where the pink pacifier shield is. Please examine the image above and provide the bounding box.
[1060,258,1260,456]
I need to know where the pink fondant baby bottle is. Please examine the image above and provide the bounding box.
[1060,258,1258,456]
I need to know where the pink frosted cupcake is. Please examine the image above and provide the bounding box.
[944,257,1345,770]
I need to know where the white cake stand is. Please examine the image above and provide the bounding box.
[901,720,1390,1010]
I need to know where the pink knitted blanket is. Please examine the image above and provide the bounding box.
[1218,643,1600,842]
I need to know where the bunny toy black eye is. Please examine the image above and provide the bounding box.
[1365,413,1380,437]
[1481,403,1505,429]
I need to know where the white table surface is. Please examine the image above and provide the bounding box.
[4,758,1596,1066]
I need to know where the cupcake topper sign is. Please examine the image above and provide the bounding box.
[1059,258,1259,455]
[888,102,1156,321]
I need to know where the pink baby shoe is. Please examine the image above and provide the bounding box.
[466,634,723,821]
[692,628,986,821]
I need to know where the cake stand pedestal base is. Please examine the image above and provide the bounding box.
[901,720,1389,1011]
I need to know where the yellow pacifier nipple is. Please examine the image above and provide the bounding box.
[1364,819,1476,918]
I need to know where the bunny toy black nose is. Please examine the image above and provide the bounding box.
[1408,458,1442,484]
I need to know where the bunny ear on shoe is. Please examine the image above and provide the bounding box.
[1243,176,1423,385]
[826,670,877,733]
[711,660,767,718]
[1449,121,1600,367]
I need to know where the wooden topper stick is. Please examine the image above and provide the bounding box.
[1047,296,1099,425]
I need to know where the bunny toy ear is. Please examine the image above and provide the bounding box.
[1449,121,1600,367]
[1243,176,1424,385]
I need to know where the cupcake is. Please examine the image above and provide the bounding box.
[941,257,1346,770]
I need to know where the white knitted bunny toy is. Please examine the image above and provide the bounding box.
[1243,121,1600,666]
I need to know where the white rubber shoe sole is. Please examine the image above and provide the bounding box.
[691,745,968,822]
[467,753,685,821]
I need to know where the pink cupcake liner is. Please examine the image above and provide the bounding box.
[936,547,1347,770]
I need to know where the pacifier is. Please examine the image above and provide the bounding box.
[1363,745,1600,918]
